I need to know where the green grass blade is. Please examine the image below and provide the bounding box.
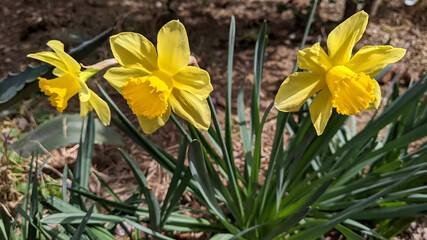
[71,113,94,208]
[41,213,123,224]
[28,159,39,240]
[188,141,240,233]
[77,112,94,190]
[351,203,427,220]
[124,219,174,240]
[62,165,69,201]
[188,141,224,218]
[237,81,252,181]
[264,180,333,239]
[119,149,161,231]
[161,137,190,227]
[71,204,94,240]
[335,224,365,240]
[85,226,116,240]
[225,16,236,165]
[250,21,267,141]
[207,97,244,223]
[93,172,122,203]
[288,165,426,239]
[0,208,11,240]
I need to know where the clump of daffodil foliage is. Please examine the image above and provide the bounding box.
[3,5,426,240]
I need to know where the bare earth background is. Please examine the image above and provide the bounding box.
[0,0,426,239]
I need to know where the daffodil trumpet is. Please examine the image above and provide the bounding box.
[104,20,213,134]
[28,40,111,126]
[274,11,406,135]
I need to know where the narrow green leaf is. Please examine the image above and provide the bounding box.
[237,81,252,181]
[119,149,161,231]
[288,165,426,239]
[71,204,94,240]
[211,233,234,240]
[188,141,224,218]
[62,165,69,201]
[85,226,116,240]
[76,112,94,189]
[0,208,11,240]
[41,213,123,224]
[94,172,122,203]
[124,219,173,240]
[28,159,39,240]
[335,224,365,240]
[207,97,244,224]
[161,137,190,228]
[351,204,427,220]
[225,16,236,165]
[10,114,125,157]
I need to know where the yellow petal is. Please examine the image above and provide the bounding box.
[79,100,92,119]
[309,89,333,135]
[173,66,212,100]
[367,80,381,110]
[104,67,148,94]
[157,20,190,75]
[274,72,325,112]
[327,11,368,65]
[39,74,80,113]
[28,52,68,73]
[89,90,111,126]
[298,43,332,74]
[77,78,91,102]
[80,90,111,126]
[47,40,81,74]
[110,32,158,73]
[53,67,66,77]
[170,88,211,130]
[346,46,406,77]
[137,106,171,134]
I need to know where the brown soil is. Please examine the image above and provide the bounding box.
[1,0,426,239]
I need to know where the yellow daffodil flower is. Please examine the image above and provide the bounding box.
[274,11,406,135]
[104,20,212,134]
[28,40,111,125]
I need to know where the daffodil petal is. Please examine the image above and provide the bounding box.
[298,43,332,74]
[274,72,325,112]
[110,32,158,73]
[367,80,381,110]
[346,45,406,77]
[327,11,368,65]
[53,67,66,77]
[47,40,81,74]
[89,90,111,126]
[80,90,111,126]
[157,20,190,75]
[170,88,211,131]
[39,74,80,113]
[77,79,91,102]
[137,106,171,134]
[173,66,212,100]
[104,67,148,94]
[28,52,68,73]
[80,100,92,119]
[309,89,333,135]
